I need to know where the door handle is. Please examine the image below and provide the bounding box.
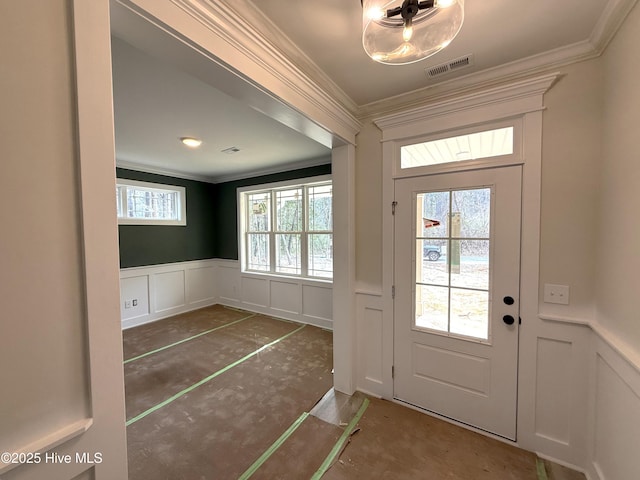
[503,315,515,325]
[503,296,515,305]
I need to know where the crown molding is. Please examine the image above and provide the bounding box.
[167,0,362,142]
[358,41,594,121]
[356,0,638,120]
[374,72,560,141]
[116,160,217,183]
[115,0,636,148]
[116,156,331,185]
[589,0,639,53]
[211,0,360,115]
[209,155,331,184]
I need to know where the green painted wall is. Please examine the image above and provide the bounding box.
[117,168,216,268]
[117,164,331,267]
[214,164,332,260]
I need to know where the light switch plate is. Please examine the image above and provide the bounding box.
[544,284,570,305]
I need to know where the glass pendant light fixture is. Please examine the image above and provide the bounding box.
[362,0,464,65]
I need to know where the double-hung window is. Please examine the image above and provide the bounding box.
[240,176,332,279]
[116,179,186,226]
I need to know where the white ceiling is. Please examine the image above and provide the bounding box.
[110,0,634,181]
[245,0,622,106]
[111,36,331,182]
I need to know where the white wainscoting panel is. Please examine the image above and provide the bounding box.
[242,276,269,308]
[270,280,302,315]
[535,337,572,444]
[120,260,216,329]
[120,275,149,322]
[520,317,591,471]
[155,270,186,312]
[186,265,217,305]
[356,292,385,397]
[217,262,241,303]
[353,294,640,477]
[302,284,332,324]
[589,334,640,480]
[214,260,333,329]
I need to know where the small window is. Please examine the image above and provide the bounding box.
[239,176,332,280]
[401,126,514,169]
[116,179,186,226]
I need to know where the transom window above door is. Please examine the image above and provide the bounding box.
[395,122,522,178]
[402,126,514,169]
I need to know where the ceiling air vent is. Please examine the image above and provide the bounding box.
[221,146,240,154]
[426,54,474,79]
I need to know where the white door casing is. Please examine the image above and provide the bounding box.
[377,74,557,447]
[393,166,522,440]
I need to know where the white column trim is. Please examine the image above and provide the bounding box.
[332,144,357,394]
[72,0,129,477]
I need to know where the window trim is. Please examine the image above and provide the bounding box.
[237,174,333,281]
[116,178,186,226]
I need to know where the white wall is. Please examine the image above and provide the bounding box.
[354,50,640,478]
[539,59,603,321]
[355,121,384,291]
[0,1,128,478]
[588,3,640,479]
[598,1,640,352]
[120,260,333,330]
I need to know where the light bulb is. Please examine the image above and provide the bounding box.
[436,0,455,8]
[403,25,414,42]
[367,7,384,20]
[180,137,202,148]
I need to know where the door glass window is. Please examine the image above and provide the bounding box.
[415,188,492,340]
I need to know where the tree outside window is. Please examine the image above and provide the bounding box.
[241,179,332,279]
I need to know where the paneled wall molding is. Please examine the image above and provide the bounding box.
[587,331,640,480]
[355,291,385,398]
[357,301,640,480]
[214,259,333,330]
[120,259,217,329]
[540,313,640,375]
[539,313,591,326]
[0,419,93,476]
[354,281,383,298]
[120,259,333,330]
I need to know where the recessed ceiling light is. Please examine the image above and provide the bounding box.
[180,137,202,148]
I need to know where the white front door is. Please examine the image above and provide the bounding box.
[393,165,522,440]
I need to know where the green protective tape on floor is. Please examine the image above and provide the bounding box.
[536,458,549,480]
[126,324,306,427]
[237,412,310,480]
[311,397,371,480]
[124,314,256,364]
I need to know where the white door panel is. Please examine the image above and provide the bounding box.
[394,166,522,440]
